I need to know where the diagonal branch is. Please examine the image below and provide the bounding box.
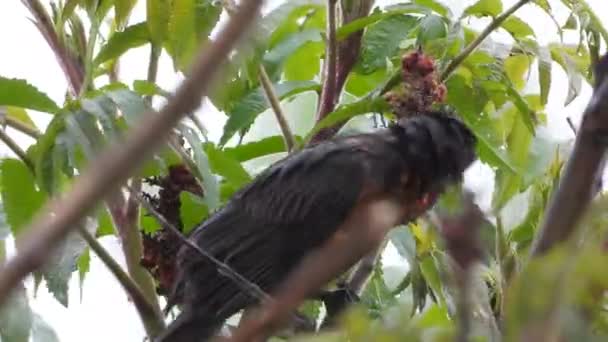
[0,129,34,172]
[258,66,296,151]
[0,0,264,308]
[531,53,608,256]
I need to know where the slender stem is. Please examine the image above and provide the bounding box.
[347,244,383,294]
[0,129,34,172]
[0,0,263,308]
[0,115,41,139]
[315,0,338,122]
[577,0,608,45]
[440,0,531,81]
[78,225,165,337]
[258,66,296,152]
[145,44,161,106]
[79,10,99,96]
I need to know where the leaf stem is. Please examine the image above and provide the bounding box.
[314,0,339,124]
[258,66,296,152]
[440,0,531,81]
[77,225,165,337]
[145,44,162,106]
[0,114,41,139]
[79,11,99,96]
[0,129,34,172]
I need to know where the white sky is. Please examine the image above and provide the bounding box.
[0,0,607,341]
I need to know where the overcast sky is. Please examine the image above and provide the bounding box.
[0,0,606,341]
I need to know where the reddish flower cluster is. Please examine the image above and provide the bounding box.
[384,50,447,118]
[140,164,203,296]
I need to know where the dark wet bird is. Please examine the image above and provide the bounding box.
[155,110,477,342]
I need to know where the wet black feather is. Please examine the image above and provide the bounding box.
[155,110,476,342]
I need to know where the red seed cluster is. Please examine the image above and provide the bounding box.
[140,164,203,296]
[384,50,447,118]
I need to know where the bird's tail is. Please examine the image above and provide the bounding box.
[155,308,223,342]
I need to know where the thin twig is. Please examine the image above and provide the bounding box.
[126,186,272,303]
[314,0,338,124]
[77,225,166,335]
[440,0,531,81]
[531,54,608,255]
[0,0,264,308]
[0,129,34,172]
[346,245,383,294]
[79,10,99,96]
[566,117,577,135]
[258,66,296,151]
[145,44,161,106]
[0,113,41,139]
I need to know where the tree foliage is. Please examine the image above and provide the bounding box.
[0,0,607,341]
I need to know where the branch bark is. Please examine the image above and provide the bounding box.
[531,54,608,256]
[0,0,263,308]
[77,225,165,336]
[0,129,34,172]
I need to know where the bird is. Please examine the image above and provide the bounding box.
[155,109,477,342]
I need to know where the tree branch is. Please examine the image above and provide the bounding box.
[0,112,41,139]
[0,129,34,172]
[145,44,161,106]
[258,66,296,151]
[440,0,531,81]
[0,0,264,308]
[531,54,608,256]
[77,225,165,336]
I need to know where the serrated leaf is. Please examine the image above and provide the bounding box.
[114,0,137,27]
[220,81,319,146]
[106,89,148,126]
[357,15,418,74]
[3,106,39,133]
[182,127,220,211]
[304,97,390,143]
[204,144,251,189]
[388,225,416,265]
[464,0,503,18]
[0,159,46,237]
[337,5,430,41]
[417,14,447,45]
[147,0,171,44]
[0,284,32,342]
[95,22,150,66]
[0,77,59,114]
[42,227,88,306]
[179,192,208,234]
[284,40,324,81]
[264,29,323,78]
[345,69,389,97]
[77,247,90,300]
[537,47,552,106]
[501,16,535,38]
[413,0,450,17]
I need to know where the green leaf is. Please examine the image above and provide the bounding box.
[42,228,88,306]
[266,2,325,49]
[388,225,416,265]
[32,115,70,194]
[179,192,208,234]
[167,0,221,71]
[336,5,430,41]
[3,106,40,133]
[419,252,445,306]
[265,29,322,67]
[0,285,32,342]
[220,81,319,146]
[106,89,148,126]
[549,44,590,105]
[0,159,46,237]
[538,47,552,106]
[94,23,150,66]
[413,0,450,17]
[464,0,503,18]
[504,55,531,91]
[357,15,419,74]
[62,0,79,20]
[0,77,59,114]
[417,14,447,45]
[182,127,220,211]
[345,69,389,97]
[304,96,390,143]
[501,16,535,38]
[223,136,288,162]
[147,0,171,44]
[204,144,252,189]
[283,40,324,81]
[114,0,138,27]
[77,247,90,300]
